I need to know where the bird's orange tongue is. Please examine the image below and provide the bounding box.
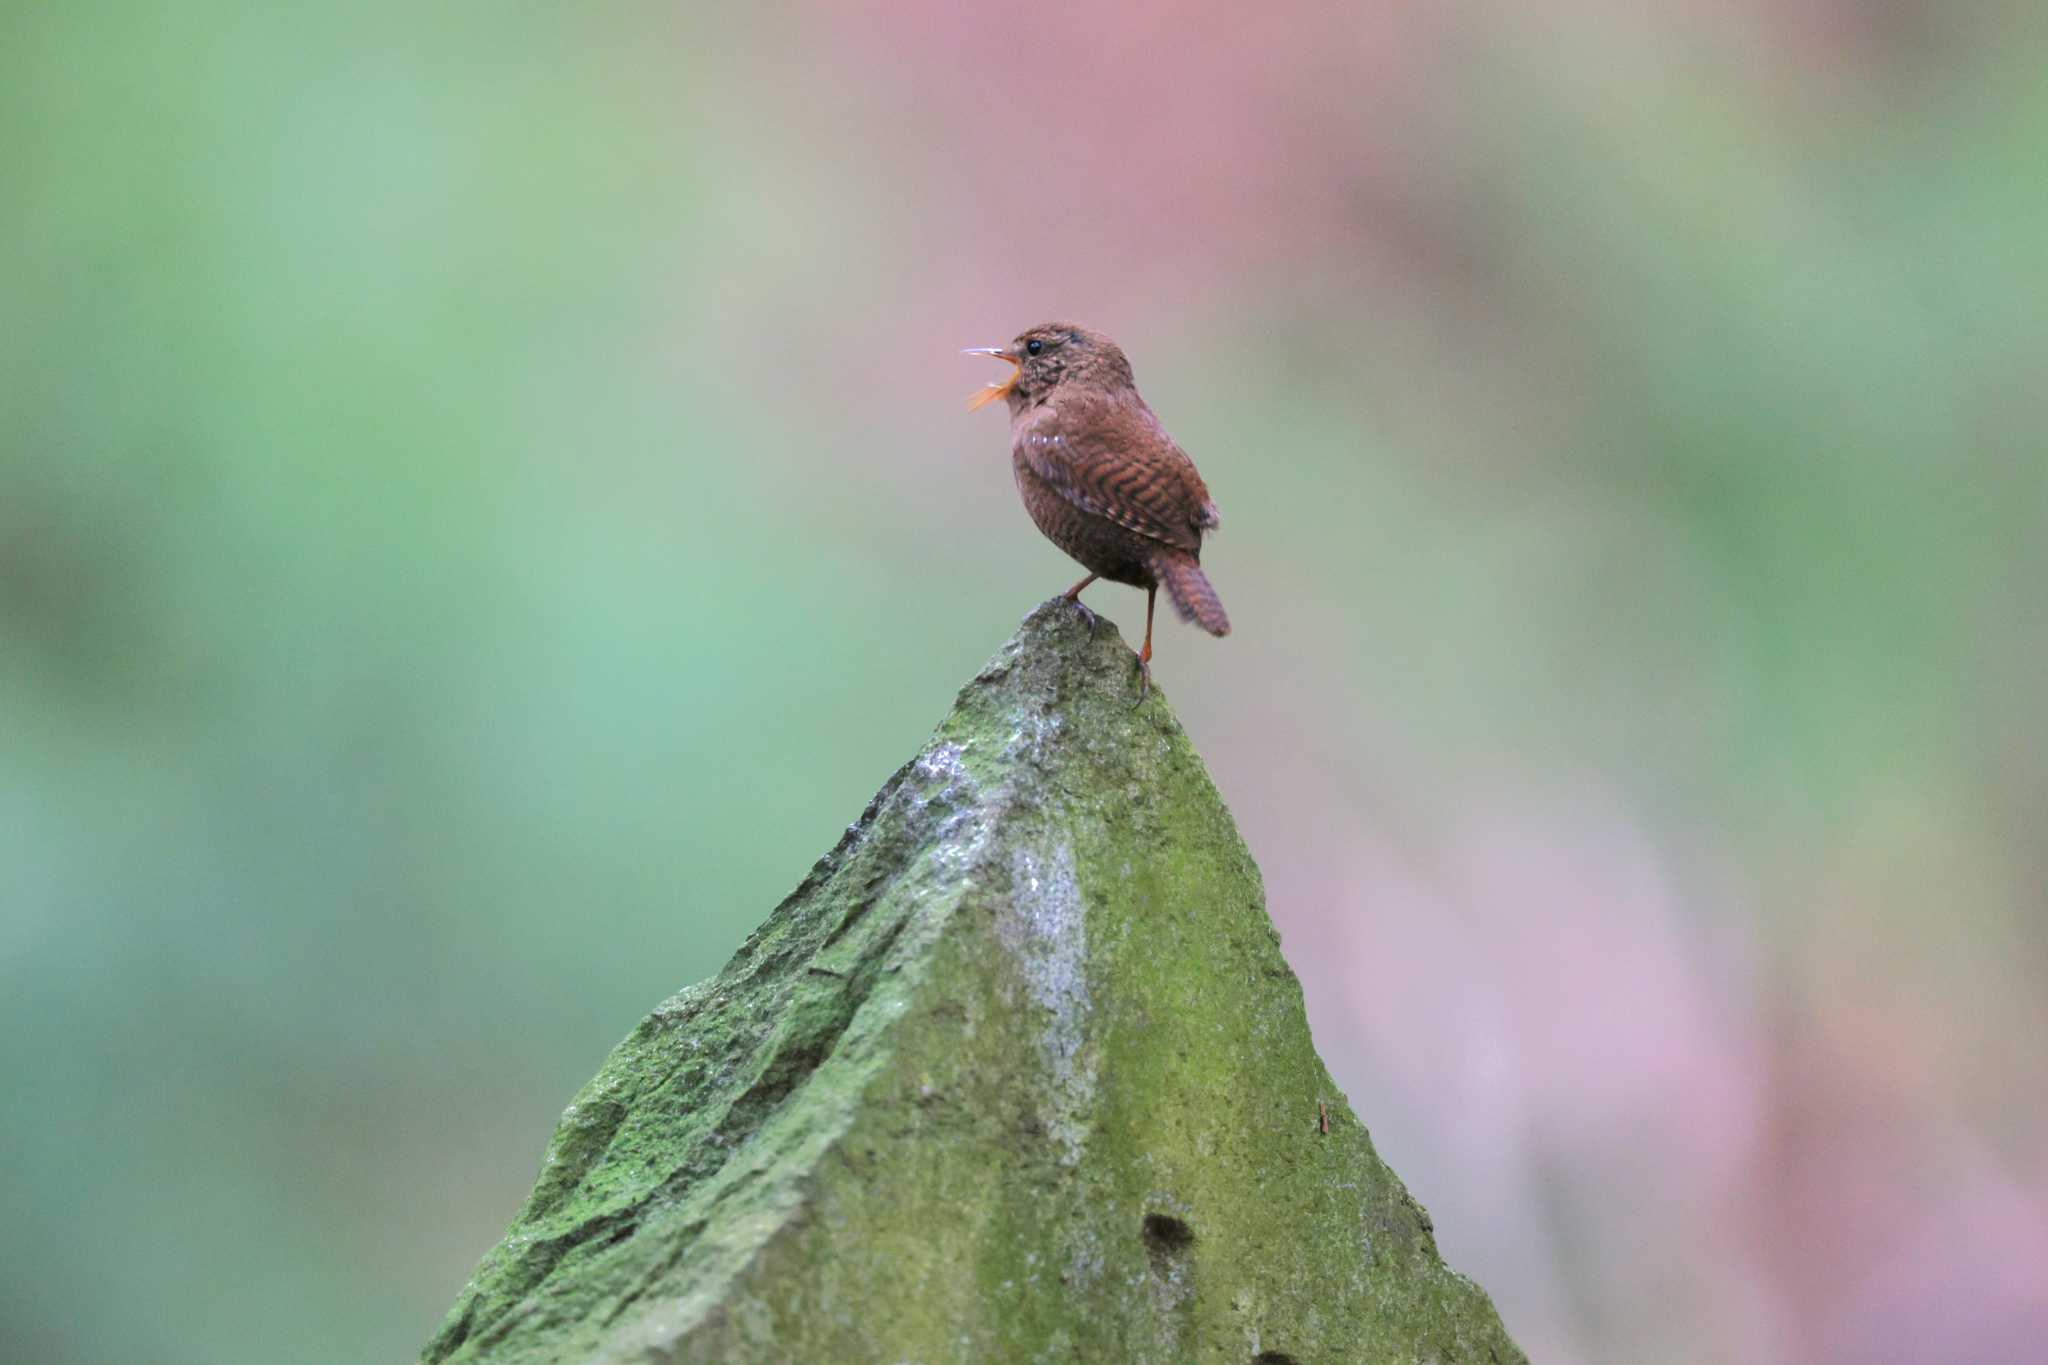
[966,372,1016,412]
[963,346,1020,411]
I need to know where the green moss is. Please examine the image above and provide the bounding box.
[423,603,1524,1364]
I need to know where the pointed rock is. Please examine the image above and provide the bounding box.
[424,602,1524,1364]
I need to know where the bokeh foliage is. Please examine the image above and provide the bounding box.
[4,3,2042,1362]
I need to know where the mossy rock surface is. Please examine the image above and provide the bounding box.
[424,602,1524,1364]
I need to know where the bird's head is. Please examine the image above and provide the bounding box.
[965,323,1134,413]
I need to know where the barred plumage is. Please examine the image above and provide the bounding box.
[1156,554,1230,637]
[969,322,1230,692]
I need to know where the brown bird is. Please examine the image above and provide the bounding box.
[966,323,1229,693]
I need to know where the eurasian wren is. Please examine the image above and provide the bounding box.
[966,323,1229,693]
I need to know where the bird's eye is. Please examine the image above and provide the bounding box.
[1026,338,1044,356]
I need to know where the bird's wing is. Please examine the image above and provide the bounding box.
[1016,394,1212,553]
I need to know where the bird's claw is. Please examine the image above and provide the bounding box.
[1134,653,1151,700]
[1067,598,1099,636]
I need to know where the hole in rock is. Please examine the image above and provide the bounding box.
[1141,1212,1196,1264]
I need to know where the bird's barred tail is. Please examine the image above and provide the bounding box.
[1157,555,1231,637]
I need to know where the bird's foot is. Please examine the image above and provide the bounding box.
[1067,597,1100,636]
[1133,652,1151,700]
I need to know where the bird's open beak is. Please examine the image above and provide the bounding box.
[963,346,1020,412]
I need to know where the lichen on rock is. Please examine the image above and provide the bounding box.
[422,602,1525,1364]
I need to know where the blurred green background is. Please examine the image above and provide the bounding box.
[5,4,2044,1362]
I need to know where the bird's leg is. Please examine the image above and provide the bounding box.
[1135,584,1156,698]
[1062,573,1100,633]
